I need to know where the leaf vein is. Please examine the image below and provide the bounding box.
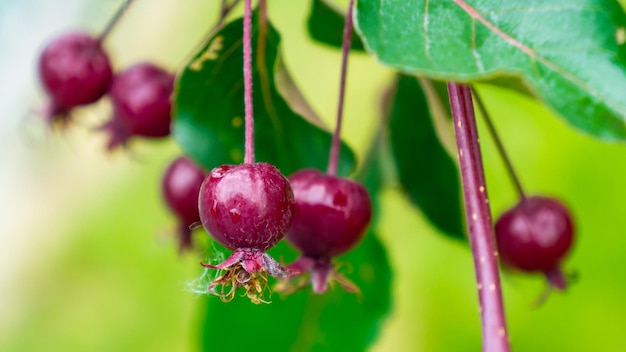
[483,4,602,16]
[453,0,626,118]
[423,0,432,62]
[471,18,485,72]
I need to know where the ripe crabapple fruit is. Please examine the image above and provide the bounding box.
[280,168,372,294]
[38,32,112,124]
[162,156,205,253]
[101,63,174,150]
[198,162,295,303]
[495,196,574,290]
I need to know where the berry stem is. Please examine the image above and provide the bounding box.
[218,0,241,26]
[326,0,355,176]
[447,83,511,352]
[243,0,255,164]
[100,0,135,42]
[471,87,526,200]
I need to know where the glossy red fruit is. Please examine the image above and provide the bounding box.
[198,162,295,303]
[287,169,372,258]
[281,168,372,293]
[162,156,205,253]
[101,63,174,149]
[38,32,112,123]
[495,196,574,289]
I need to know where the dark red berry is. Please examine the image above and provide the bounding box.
[38,32,112,123]
[280,169,372,293]
[101,63,174,149]
[162,156,205,253]
[199,163,295,251]
[287,169,372,258]
[495,196,574,289]
[198,162,295,303]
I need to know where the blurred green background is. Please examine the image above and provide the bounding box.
[1,0,626,351]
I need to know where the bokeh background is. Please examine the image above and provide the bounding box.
[1,0,626,351]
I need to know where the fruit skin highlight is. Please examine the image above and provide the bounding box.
[281,168,372,293]
[101,63,174,149]
[162,156,206,253]
[38,32,113,124]
[198,162,295,303]
[495,196,574,289]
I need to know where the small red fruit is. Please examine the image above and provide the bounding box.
[198,162,295,303]
[38,32,112,124]
[280,169,372,294]
[101,63,174,149]
[495,196,574,289]
[162,156,206,253]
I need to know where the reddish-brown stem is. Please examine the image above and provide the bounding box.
[243,0,254,164]
[447,83,511,352]
[471,87,525,200]
[218,0,241,26]
[258,0,267,30]
[100,0,134,42]
[327,0,354,176]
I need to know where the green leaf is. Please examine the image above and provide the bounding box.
[174,13,355,176]
[388,75,465,241]
[198,162,391,352]
[199,230,391,352]
[307,0,365,51]
[356,0,626,141]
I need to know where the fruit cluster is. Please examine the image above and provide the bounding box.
[35,0,576,308]
[39,31,174,148]
[36,1,374,304]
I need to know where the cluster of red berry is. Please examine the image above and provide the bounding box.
[37,0,372,304]
[39,30,173,149]
[36,0,575,307]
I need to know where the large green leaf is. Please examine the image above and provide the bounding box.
[388,75,465,241]
[307,0,364,51]
[197,159,391,352]
[174,13,355,176]
[356,0,626,141]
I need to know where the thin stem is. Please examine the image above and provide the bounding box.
[326,0,355,176]
[471,87,525,200]
[447,83,511,352]
[243,0,254,164]
[218,0,241,26]
[100,0,135,42]
[258,0,267,49]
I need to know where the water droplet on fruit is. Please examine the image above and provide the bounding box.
[229,208,241,223]
[211,165,230,179]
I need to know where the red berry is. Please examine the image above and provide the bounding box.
[198,162,295,303]
[101,63,174,149]
[38,32,112,122]
[199,163,295,251]
[287,169,372,258]
[162,156,205,253]
[280,169,372,293]
[495,196,574,289]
